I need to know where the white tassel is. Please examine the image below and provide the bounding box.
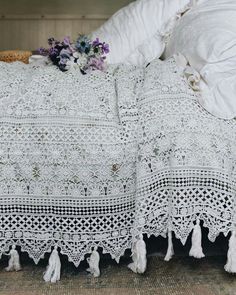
[86,246,100,278]
[164,230,174,261]
[225,230,236,273]
[43,246,61,283]
[5,245,22,272]
[128,234,147,274]
[189,219,205,259]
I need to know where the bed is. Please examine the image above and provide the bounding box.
[0,0,236,281]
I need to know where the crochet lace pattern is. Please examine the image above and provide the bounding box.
[0,58,235,266]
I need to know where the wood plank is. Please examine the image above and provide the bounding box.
[0,0,132,15]
[0,16,107,50]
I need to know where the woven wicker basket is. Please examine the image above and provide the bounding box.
[0,50,32,64]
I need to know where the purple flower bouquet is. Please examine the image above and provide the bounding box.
[38,35,109,74]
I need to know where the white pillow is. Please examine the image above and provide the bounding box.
[165,0,236,119]
[91,0,192,66]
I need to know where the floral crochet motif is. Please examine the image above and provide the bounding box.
[0,58,236,266]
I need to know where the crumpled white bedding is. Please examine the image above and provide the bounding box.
[91,0,193,66]
[165,0,236,119]
[0,58,235,268]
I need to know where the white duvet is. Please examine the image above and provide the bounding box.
[91,0,192,66]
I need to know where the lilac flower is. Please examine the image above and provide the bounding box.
[102,43,109,54]
[39,34,109,73]
[92,38,101,47]
[59,57,68,66]
[49,47,59,56]
[62,36,75,53]
[58,56,71,71]
[59,48,72,59]
[88,57,106,72]
[63,36,71,46]
[92,38,109,54]
[57,48,72,71]
[38,47,49,56]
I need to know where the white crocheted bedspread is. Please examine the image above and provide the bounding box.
[0,58,235,266]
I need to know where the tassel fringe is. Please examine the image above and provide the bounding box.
[189,219,205,259]
[4,228,236,278]
[225,230,236,273]
[43,246,61,283]
[128,234,147,274]
[87,246,100,277]
[164,230,174,261]
[5,245,22,272]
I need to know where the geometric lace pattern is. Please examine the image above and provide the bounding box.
[0,58,235,266]
[135,59,236,245]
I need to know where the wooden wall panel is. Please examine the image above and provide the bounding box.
[0,0,132,16]
[0,0,135,51]
[0,16,107,51]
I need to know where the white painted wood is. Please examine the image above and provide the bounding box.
[0,14,111,20]
[0,0,132,15]
[0,0,133,51]
[0,17,107,50]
